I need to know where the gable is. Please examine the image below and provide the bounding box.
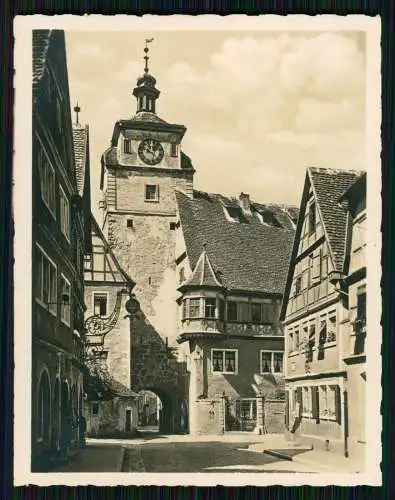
[84,216,135,285]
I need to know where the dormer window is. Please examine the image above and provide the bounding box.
[223,205,242,222]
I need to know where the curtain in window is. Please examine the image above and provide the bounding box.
[212,351,223,372]
[261,352,271,372]
[224,351,236,372]
[273,352,283,373]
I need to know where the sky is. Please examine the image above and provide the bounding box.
[65,29,366,216]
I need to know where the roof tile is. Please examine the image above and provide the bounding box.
[176,190,297,294]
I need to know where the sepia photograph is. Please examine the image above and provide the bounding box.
[13,15,381,487]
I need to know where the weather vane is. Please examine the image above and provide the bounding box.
[144,37,154,73]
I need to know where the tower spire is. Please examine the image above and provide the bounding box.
[74,102,81,125]
[132,37,160,115]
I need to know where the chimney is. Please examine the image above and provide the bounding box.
[239,192,251,214]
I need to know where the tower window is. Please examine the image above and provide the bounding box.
[145,184,159,202]
[124,139,131,154]
[171,143,178,157]
[170,222,176,230]
[127,219,134,228]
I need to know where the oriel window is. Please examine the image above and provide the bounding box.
[188,298,200,318]
[204,298,216,318]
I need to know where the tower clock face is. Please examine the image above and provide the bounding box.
[138,138,164,165]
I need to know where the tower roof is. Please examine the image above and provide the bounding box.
[132,38,160,114]
[178,244,224,292]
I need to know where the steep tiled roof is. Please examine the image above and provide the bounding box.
[32,29,51,91]
[72,124,89,196]
[179,246,223,290]
[308,167,364,272]
[176,190,296,294]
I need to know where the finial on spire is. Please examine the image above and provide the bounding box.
[202,242,207,251]
[74,102,81,125]
[144,37,154,74]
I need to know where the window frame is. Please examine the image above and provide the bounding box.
[59,184,70,241]
[35,244,57,316]
[204,297,217,319]
[145,184,159,202]
[170,143,178,157]
[308,200,316,234]
[39,149,56,218]
[92,291,109,317]
[260,350,284,375]
[60,274,71,326]
[211,348,238,375]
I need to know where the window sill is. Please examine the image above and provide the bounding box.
[35,298,57,317]
[318,416,337,422]
[42,199,57,220]
[144,199,160,203]
[212,371,238,375]
[60,318,71,328]
[261,372,283,376]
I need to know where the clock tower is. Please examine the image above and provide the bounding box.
[99,39,195,353]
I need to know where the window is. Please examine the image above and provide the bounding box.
[319,385,337,420]
[204,298,216,318]
[308,201,316,233]
[225,206,242,221]
[39,150,56,216]
[59,185,70,239]
[251,303,262,323]
[189,298,200,318]
[171,143,178,157]
[124,139,131,154]
[302,387,312,417]
[212,349,237,374]
[295,276,302,295]
[238,302,250,322]
[309,249,322,284]
[36,245,57,315]
[260,351,283,374]
[357,287,366,321]
[93,293,108,317]
[145,184,159,202]
[327,312,337,342]
[84,254,92,270]
[227,301,238,321]
[127,219,134,228]
[60,275,71,325]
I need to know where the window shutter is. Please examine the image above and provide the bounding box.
[311,386,320,421]
[335,386,342,424]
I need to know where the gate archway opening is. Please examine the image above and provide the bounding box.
[136,388,173,435]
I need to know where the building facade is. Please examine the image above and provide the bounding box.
[32,30,91,470]
[281,167,366,459]
[175,191,297,435]
[339,173,367,458]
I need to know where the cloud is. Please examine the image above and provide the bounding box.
[119,60,143,82]
[72,43,106,58]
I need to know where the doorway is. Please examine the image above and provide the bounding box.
[225,398,257,432]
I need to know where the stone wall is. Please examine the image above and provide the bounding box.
[85,397,138,437]
[264,400,285,434]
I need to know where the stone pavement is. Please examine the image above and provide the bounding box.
[245,435,365,474]
[50,442,124,473]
